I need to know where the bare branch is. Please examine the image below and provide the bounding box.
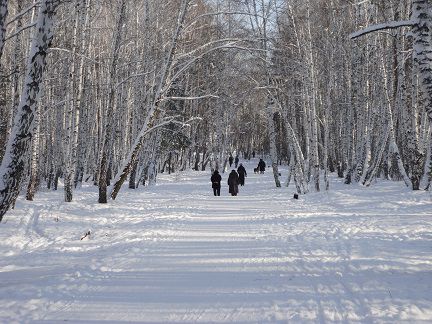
[162,95,219,101]
[5,22,36,41]
[350,20,414,39]
[184,11,264,32]
[6,2,40,26]
[49,47,101,64]
[115,70,156,89]
[169,41,266,88]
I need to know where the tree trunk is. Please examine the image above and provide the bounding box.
[380,47,412,187]
[98,0,127,203]
[412,0,432,123]
[26,102,41,201]
[305,4,320,191]
[0,0,60,221]
[64,0,90,201]
[410,0,430,188]
[128,160,138,189]
[0,0,8,65]
[266,98,281,187]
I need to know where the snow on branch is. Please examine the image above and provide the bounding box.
[176,38,256,60]
[5,22,37,41]
[6,2,41,26]
[162,95,219,101]
[49,47,101,64]
[184,11,264,31]
[165,117,202,129]
[115,70,156,89]
[350,20,415,39]
[169,40,266,88]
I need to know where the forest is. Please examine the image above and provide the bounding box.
[0,0,431,220]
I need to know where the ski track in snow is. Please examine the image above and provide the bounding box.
[0,159,432,323]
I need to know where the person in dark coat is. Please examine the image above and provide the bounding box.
[210,170,222,196]
[228,155,234,167]
[234,155,239,168]
[237,163,247,186]
[227,170,239,196]
[258,158,266,174]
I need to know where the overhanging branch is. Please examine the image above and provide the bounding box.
[350,20,415,39]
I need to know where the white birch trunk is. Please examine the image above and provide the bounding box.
[280,100,308,193]
[26,102,41,201]
[0,0,8,64]
[306,6,320,192]
[412,0,432,123]
[64,3,81,202]
[410,0,430,187]
[323,107,330,191]
[73,0,91,189]
[4,0,22,151]
[0,0,60,221]
[266,97,281,187]
[381,51,411,187]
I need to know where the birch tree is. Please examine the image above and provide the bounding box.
[110,0,191,200]
[0,0,8,64]
[98,0,127,203]
[0,0,61,221]
[64,0,90,202]
[350,0,430,189]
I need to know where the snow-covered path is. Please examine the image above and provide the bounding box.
[1,160,432,323]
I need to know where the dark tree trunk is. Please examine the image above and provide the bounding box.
[128,160,138,189]
[98,0,126,203]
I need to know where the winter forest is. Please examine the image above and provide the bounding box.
[1,0,432,322]
[0,0,431,218]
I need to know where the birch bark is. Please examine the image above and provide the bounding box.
[0,0,8,65]
[412,0,432,123]
[410,0,430,187]
[0,0,60,221]
[381,48,411,187]
[26,101,41,201]
[305,4,319,191]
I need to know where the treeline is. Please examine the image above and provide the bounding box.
[0,0,431,220]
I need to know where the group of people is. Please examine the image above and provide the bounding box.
[228,155,239,168]
[210,162,248,196]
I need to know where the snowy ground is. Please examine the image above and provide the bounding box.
[1,159,432,323]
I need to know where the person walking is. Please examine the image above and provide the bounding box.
[237,163,247,186]
[234,155,239,168]
[228,155,234,167]
[210,170,222,196]
[227,170,239,196]
[258,158,266,174]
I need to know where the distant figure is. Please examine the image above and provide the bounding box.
[237,163,247,186]
[234,155,239,168]
[210,170,222,196]
[258,159,266,174]
[252,150,255,158]
[227,170,239,196]
[228,155,234,167]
